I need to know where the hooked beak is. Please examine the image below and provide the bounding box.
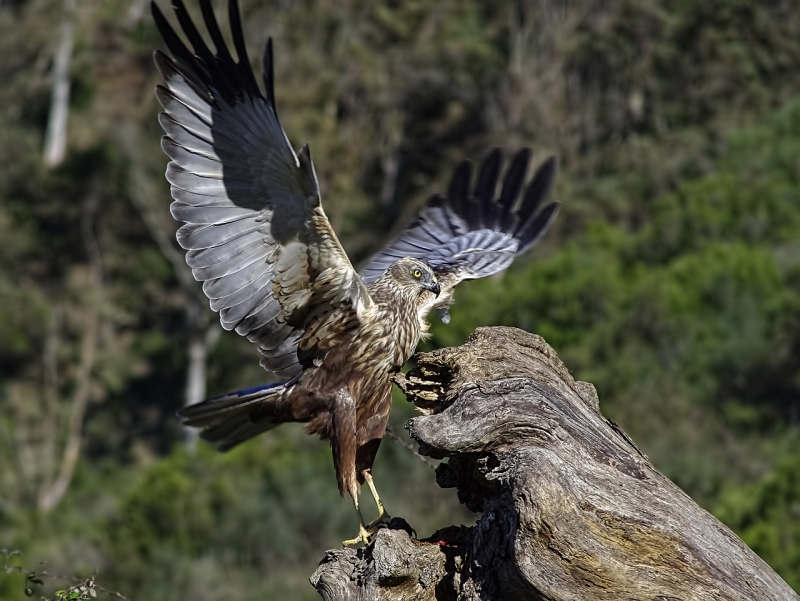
[425,281,441,297]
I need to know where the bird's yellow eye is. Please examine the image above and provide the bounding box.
[413,269,422,278]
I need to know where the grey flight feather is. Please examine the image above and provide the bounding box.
[152,0,371,380]
[153,0,561,504]
[360,149,559,318]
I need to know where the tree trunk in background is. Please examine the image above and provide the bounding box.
[378,110,403,210]
[42,0,75,167]
[121,128,221,447]
[311,327,798,601]
[123,0,149,30]
[184,303,221,447]
[38,198,102,512]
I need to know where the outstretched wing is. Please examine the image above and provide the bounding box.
[152,0,371,379]
[360,148,559,320]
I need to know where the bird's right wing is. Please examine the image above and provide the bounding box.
[360,149,559,320]
[153,0,371,379]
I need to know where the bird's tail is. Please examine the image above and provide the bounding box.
[178,382,288,452]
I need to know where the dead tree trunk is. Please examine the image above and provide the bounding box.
[311,327,798,601]
[42,0,75,167]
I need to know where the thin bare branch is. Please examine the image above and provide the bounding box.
[38,197,103,512]
[385,427,437,469]
[39,306,61,492]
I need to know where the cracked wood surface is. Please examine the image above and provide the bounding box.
[311,327,798,600]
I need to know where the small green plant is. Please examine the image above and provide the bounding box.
[2,550,126,601]
[54,579,96,601]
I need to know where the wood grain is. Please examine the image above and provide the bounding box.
[311,327,798,601]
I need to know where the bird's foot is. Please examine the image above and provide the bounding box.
[365,509,392,531]
[342,472,396,547]
[341,514,417,547]
[342,512,393,547]
[342,523,374,547]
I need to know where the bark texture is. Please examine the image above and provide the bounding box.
[311,326,798,601]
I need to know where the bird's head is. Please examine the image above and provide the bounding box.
[387,257,440,299]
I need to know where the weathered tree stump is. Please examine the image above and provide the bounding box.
[310,327,798,600]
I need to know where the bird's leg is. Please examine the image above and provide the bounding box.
[342,492,371,547]
[363,470,391,529]
[341,472,392,546]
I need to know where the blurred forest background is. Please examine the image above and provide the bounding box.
[1,0,799,598]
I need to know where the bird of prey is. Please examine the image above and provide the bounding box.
[152,0,559,544]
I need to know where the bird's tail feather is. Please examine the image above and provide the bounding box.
[178,382,287,451]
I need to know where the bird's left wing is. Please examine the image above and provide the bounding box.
[360,149,559,321]
[152,0,371,378]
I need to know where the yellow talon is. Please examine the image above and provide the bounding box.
[341,471,392,547]
[342,523,372,547]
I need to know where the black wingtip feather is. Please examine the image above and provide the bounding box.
[465,194,485,231]
[500,148,532,210]
[518,155,557,219]
[228,0,262,99]
[516,201,560,254]
[475,148,501,204]
[174,0,244,104]
[155,0,270,109]
[448,160,473,224]
[263,38,278,114]
[360,148,561,289]
[172,0,212,62]
[443,150,558,239]
[426,193,448,209]
[152,1,194,65]
[198,0,233,64]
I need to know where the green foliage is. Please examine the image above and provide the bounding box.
[2,0,800,597]
[432,100,800,511]
[54,583,97,601]
[1,550,112,601]
[715,452,800,591]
